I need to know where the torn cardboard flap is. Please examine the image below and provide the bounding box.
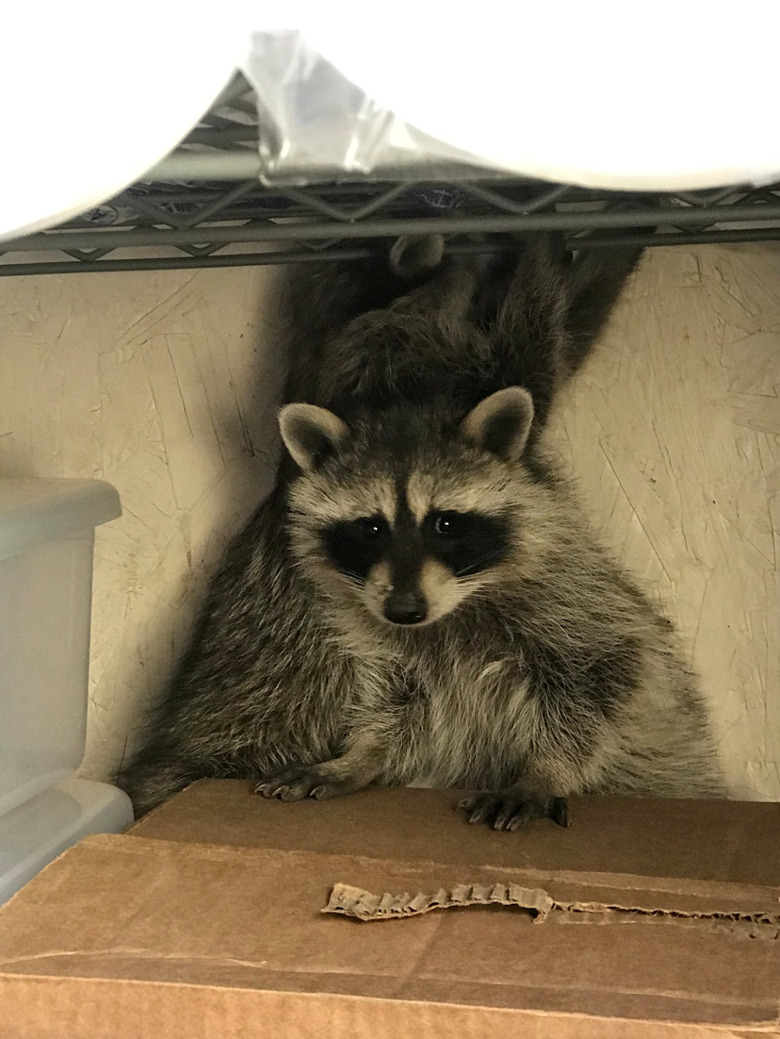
[324,881,556,921]
[323,880,780,937]
[320,856,780,932]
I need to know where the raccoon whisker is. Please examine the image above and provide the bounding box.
[453,558,503,578]
[341,570,366,585]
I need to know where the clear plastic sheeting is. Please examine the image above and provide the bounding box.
[241,31,500,186]
[243,8,780,192]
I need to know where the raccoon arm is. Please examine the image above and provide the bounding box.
[458,705,615,832]
[255,730,387,803]
[527,700,631,798]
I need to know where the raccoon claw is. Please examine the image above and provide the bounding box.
[254,764,356,802]
[458,791,571,831]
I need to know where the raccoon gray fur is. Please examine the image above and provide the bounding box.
[284,233,641,434]
[120,234,724,824]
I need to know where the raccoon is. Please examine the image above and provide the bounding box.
[120,235,725,824]
[284,233,643,430]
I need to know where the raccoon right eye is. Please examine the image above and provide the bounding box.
[354,517,386,540]
[432,511,466,537]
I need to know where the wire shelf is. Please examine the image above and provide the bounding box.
[3,74,780,277]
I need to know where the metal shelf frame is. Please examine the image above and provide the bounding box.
[3,74,780,276]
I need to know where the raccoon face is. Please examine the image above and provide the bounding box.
[280,388,534,628]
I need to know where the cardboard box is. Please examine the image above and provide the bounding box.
[0,780,778,1038]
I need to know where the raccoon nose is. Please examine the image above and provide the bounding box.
[383,590,427,625]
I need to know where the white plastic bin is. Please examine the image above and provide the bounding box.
[0,479,133,904]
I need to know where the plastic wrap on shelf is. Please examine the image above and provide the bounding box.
[241,31,502,186]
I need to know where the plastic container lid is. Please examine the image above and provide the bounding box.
[0,480,122,561]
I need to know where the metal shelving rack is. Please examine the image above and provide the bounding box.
[4,74,780,277]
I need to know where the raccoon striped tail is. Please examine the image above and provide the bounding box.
[564,239,645,374]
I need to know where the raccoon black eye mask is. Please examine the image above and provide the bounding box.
[322,510,511,589]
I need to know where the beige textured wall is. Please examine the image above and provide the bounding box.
[549,244,780,800]
[0,267,286,781]
[0,246,777,800]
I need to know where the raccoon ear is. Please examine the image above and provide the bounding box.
[461,387,535,462]
[279,403,349,471]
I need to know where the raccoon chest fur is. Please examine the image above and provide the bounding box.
[380,654,537,790]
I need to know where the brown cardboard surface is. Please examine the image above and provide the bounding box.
[133,780,780,885]
[0,782,778,1039]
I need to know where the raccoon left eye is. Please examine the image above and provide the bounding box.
[354,517,386,540]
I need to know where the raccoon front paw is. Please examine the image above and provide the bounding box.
[458,791,571,831]
[254,764,358,802]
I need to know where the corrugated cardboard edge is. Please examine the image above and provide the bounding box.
[324,882,780,938]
